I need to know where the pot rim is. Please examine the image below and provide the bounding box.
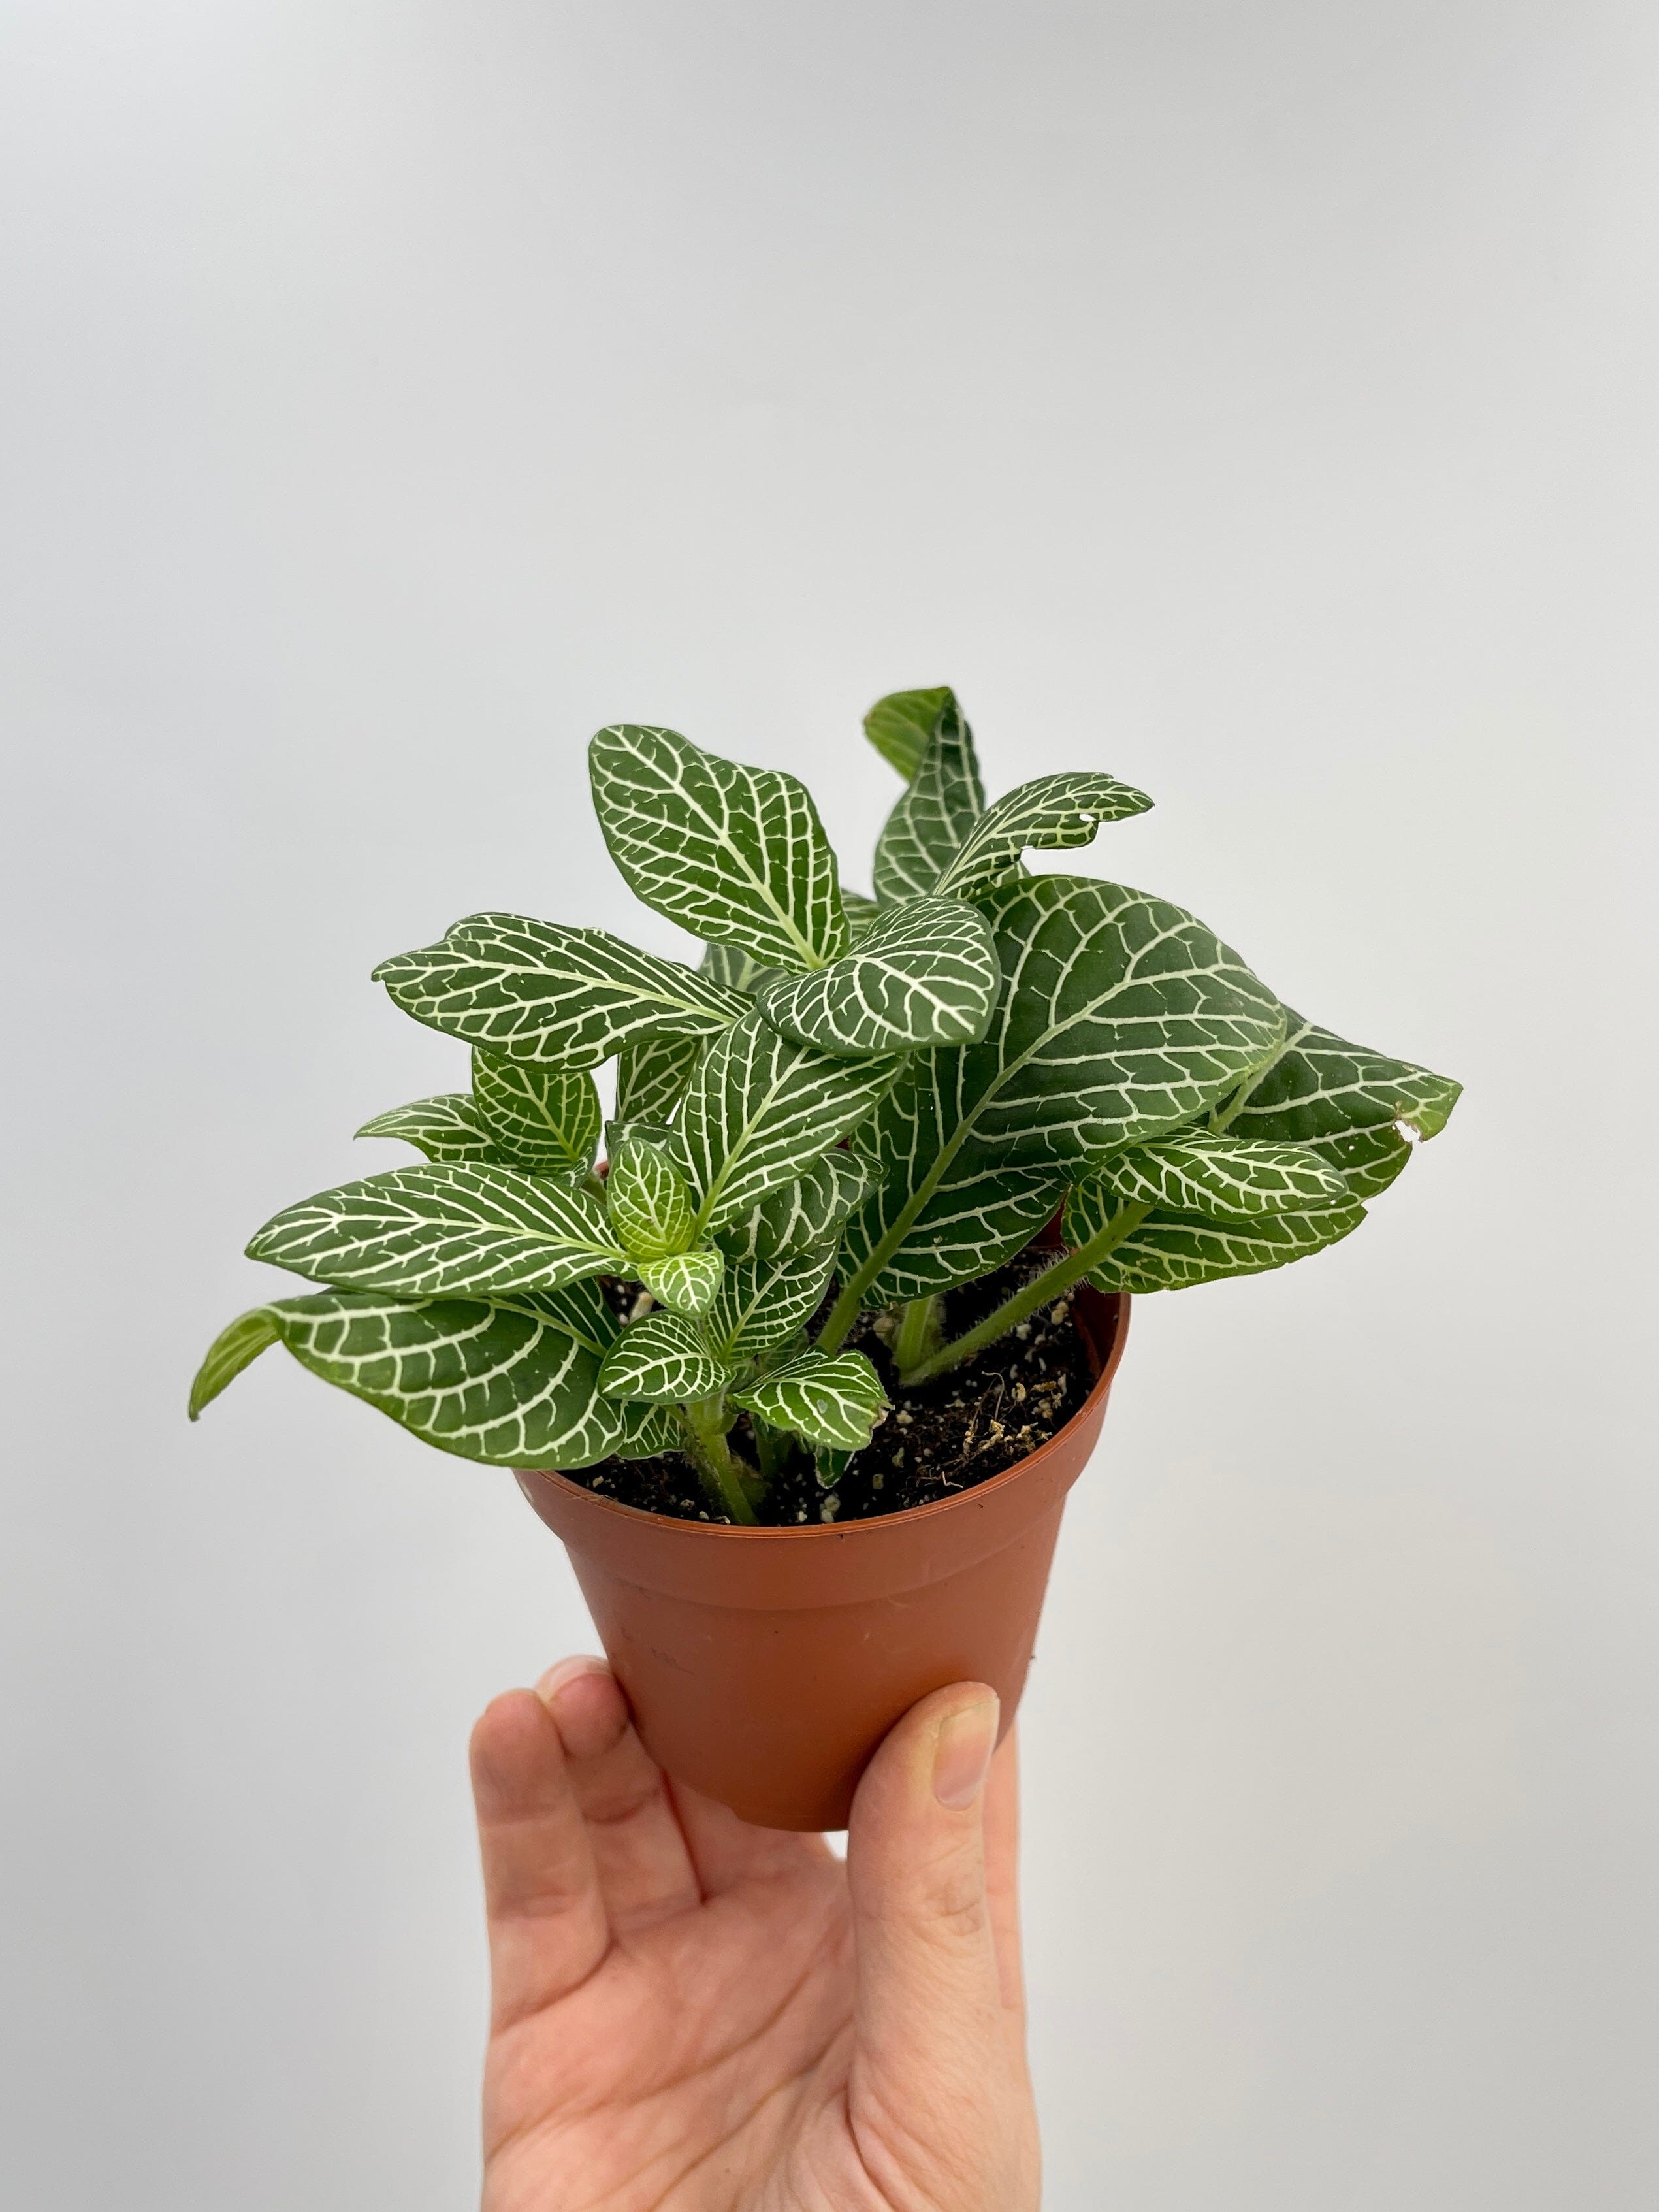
[527,1285,1131,1547]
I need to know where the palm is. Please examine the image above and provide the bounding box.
[470,1661,1036,2212]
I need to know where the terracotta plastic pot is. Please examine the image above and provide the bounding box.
[517,1284,1131,1831]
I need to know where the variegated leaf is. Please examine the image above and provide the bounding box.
[614,1405,684,1458]
[674,1009,901,1233]
[700,941,767,994]
[754,896,1000,1058]
[636,1247,724,1316]
[933,772,1154,903]
[1064,1172,1366,1293]
[190,1292,631,1466]
[374,913,745,1068]
[833,875,1284,1309]
[871,694,985,904]
[1102,1131,1350,1218]
[708,1246,837,1359]
[863,685,954,782]
[355,1094,496,1163]
[1308,1122,1415,1201]
[246,1163,626,1299]
[605,1133,695,1260]
[842,891,881,946]
[1217,1012,1460,1145]
[472,1050,602,1171]
[590,724,847,970]
[615,1033,703,1128]
[732,1350,888,1452]
[713,1151,870,1264]
[500,1277,622,1354]
[598,1312,736,1404]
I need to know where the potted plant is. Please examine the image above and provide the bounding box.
[191,689,1458,1827]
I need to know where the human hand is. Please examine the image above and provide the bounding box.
[469,1657,1039,2211]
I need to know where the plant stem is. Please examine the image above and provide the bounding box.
[892,1294,943,1374]
[897,1203,1152,1387]
[680,1401,761,1525]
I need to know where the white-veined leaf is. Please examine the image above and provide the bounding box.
[732,1350,888,1452]
[871,694,985,904]
[614,1405,683,1458]
[1102,1131,1350,1218]
[472,1050,602,1171]
[246,1163,626,1299]
[842,891,881,945]
[499,1277,623,1354]
[708,1246,837,1359]
[374,913,745,1068]
[754,896,1000,1058]
[700,941,767,994]
[1218,1012,1460,1145]
[713,1152,870,1264]
[836,874,1285,1306]
[675,1009,901,1233]
[1064,1172,1366,1293]
[190,1292,631,1466]
[590,724,846,970]
[615,1033,704,1126]
[598,1312,736,1403]
[933,772,1153,902]
[605,1134,695,1260]
[863,685,954,782]
[1307,1122,1415,1200]
[636,1247,724,1316]
[355,1094,496,1162]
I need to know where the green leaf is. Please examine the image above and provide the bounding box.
[636,1247,724,1316]
[355,1094,496,1163]
[188,1307,282,1417]
[1219,1013,1461,1145]
[712,1151,870,1264]
[841,891,881,945]
[835,874,1285,1306]
[933,772,1154,903]
[1064,1173,1366,1293]
[1306,1122,1415,1201]
[674,1009,901,1233]
[615,1033,704,1126]
[598,1312,736,1403]
[500,1277,623,1354]
[589,724,847,971]
[754,896,1000,1058]
[246,1163,626,1299]
[813,1445,855,1491]
[733,1350,888,1452]
[190,1292,632,1466]
[374,913,745,1069]
[708,1246,838,1358]
[605,1133,696,1259]
[468,1051,600,1171]
[700,940,767,994]
[614,1405,683,1459]
[1102,1131,1351,1218]
[863,685,954,782]
[871,694,985,904]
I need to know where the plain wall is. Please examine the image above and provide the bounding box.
[2,4,1655,2205]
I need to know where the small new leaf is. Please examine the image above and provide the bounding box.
[709,1246,839,1359]
[190,1292,630,1466]
[374,913,745,1068]
[755,896,1000,1058]
[733,1350,888,1452]
[356,1094,496,1163]
[636,1247,725,1316]
[713,1151,871,1264]
[590,724,847,971]
[472,1050,602,1171]
[246,1163,626,1299]
[933,772,1154,903]
[871,694,985,904]
[598,1312,736,1404]
[606,1134,696,1260]
[863,685,954,783]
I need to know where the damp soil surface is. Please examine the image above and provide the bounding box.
[568,1252,1098,1525]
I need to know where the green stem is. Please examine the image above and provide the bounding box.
[680,1401,760,1525]
[892,1294,943,1374]
[897,1203,1152,1387]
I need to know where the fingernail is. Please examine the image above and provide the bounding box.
[933,1694,999,1810]
[535,1656,609,1708]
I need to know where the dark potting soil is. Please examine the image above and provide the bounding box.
[568,1253,1097,1526]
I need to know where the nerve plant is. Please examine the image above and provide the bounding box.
[191,689,1459,1524]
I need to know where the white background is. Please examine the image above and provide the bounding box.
[3,5,1656,2205]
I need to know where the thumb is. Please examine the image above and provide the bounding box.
[846,1683,1005,2106]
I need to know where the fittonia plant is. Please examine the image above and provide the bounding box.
[190,689,1459,1524]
